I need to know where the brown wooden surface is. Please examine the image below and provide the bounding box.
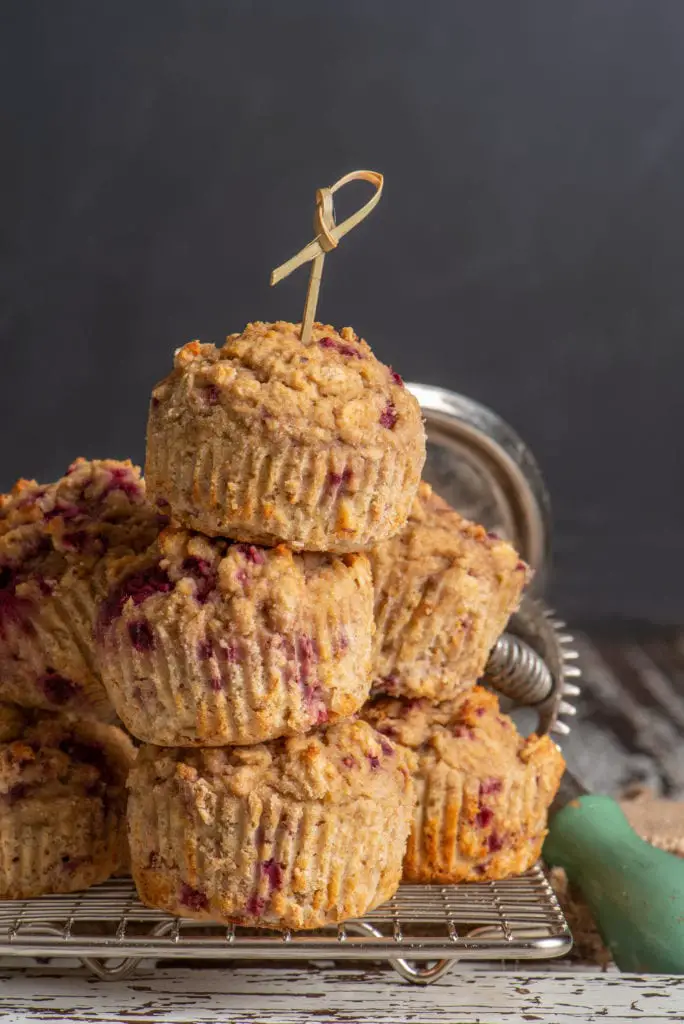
[564,629,684,798]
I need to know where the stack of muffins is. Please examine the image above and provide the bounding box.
[362,483,565,883]
[0,458,158,894]
[0,319,564,927]
[112,321,424,929]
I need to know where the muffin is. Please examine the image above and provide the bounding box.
[128,720,415,930]
[96,525,374,746]
[0,458,166,719]
[145,321,426,552]
[362,686,565,882]
[0,704,135,897]
[370,482,530,701]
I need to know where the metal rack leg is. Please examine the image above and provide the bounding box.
[79,956,142,980]
[388,958,454,985]
[79,919,177,980]
[344,919,456,986]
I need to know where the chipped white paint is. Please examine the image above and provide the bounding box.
[0,967,681,1023]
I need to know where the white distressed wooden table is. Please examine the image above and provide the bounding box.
[0,965,682,1022]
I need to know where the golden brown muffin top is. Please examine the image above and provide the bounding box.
[159,525,367,603]
[131,719,414,805]
[0,707,135,804]
[98,525,371,638]
[362,686,562,777]
[0,459,166,586]
[151,321,424,449]
[371,481,530,583]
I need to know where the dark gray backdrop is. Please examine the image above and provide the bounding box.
[1,1,683,623]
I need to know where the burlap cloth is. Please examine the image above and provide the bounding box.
[547,787,684,967]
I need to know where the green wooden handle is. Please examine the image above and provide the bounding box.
[543,794,684,973]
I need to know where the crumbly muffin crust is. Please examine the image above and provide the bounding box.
[362,686,564,882]
[0,705,28,743]
[128,720,416,930]
[145,321,426,551]
[370,482,530,701]
[96,526,374,746]
[0,704,135,897]
[0,459,166,718]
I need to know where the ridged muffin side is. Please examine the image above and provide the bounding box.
[369,482,530,701]
[145,322,426,552]
[0,458,166,719]
[96,526,374,746]
[0,705,135,897]
[128,720,415,930]
[363,686,565,883]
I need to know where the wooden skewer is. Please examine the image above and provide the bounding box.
[270,170,384,344]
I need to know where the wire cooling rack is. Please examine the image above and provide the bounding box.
[0,866,571,985]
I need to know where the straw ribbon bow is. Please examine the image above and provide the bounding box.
[270,170,384,344]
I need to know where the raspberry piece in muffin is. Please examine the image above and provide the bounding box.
[145,321,426,552]
[128,720,415,930]
[362,686,564,883]
[0,459,166,718]
[96,525,374,746]
[0,704,135,897]
[370,482,530,701]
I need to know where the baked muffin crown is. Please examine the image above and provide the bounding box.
[387,481,529,572]
[0,458,165,576]
[157,525,367,600]
[0,709,135,801]
[131,719,413,804]
[99,525,372,634]
[153,321,421,450]
[363,686,555,773]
